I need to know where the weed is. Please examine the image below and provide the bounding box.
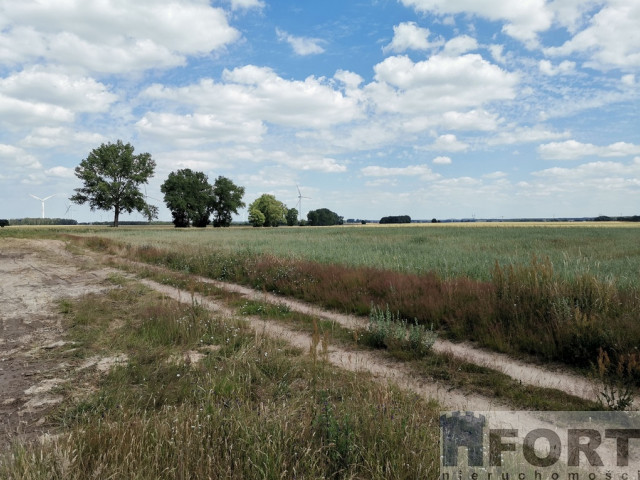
[362,304,437,356]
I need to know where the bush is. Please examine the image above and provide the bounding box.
[0,219,9,227]
[362,305,437,356]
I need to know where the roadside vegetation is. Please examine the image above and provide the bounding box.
[0,278,439,479]
[2,224,639,386]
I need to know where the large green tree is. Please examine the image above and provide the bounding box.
[212,176,245,227]
[285,208,298,226]
[161,169,215,228]
[70,140,157,227]
[307,208,343,226]
[248,194,286,227]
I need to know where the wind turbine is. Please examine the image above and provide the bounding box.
[295,185,311,222]
[29,193,56,219]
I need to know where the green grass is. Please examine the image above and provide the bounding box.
[5,222,634,286]
[4,224,640,379]
[0,279,440,479]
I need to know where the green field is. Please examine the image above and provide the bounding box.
[62,222,640,288]
[3,223,640,373]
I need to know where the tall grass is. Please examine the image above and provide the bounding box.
[0,283,439,479]
[61,233,640,382]
[55,223,640,288]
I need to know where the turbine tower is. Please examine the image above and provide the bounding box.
[29,194,56,219]
[296,185,311,222]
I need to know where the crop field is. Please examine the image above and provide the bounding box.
[65,222,640,287]
[1,224,639,478]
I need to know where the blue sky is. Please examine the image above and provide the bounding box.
[1,0,639,222]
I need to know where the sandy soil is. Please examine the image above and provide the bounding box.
[0,238,611,452]
[0,238,117,450]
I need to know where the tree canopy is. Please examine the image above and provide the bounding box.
[212,176,245,227]
[285,208,298,226]
[161,169,215,228]
[248,194,286,227]
[379,215,411,224]
[70,140,157,227]
[307,208,343,226]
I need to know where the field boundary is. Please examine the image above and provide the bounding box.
[110,255,606,405]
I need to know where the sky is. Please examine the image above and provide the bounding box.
[1,0,639,223]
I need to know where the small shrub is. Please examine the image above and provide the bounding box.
[362,305,437,356]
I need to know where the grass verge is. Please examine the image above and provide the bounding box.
[0,277,439,479]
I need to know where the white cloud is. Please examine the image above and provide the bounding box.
[531,159,640,196]
[538,59,576,76]
[538,140,640,160]
[399,0,552,45]
[230,0,264,10]
[21,127,107,149]
[0,68,117,114]
[487,126,571,146]
[441,109,500,131]
[548,0,602,33]
[45,166,74,178]
[368,54,519,115]
[361,164,440,181]
[443,35,478,56]
[142,66,362,130]
[0,143,41,169]
[433,156,452,165]
[0,1,240,73]
[544,2,640,70]
[276,28,325,56]
[432,134,469,152]
[0,94,74,127]
[622,74,635,86]
[382,22,443,54]
[136,112,266,147]
[489,44,506,64]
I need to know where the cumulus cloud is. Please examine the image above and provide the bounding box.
[433,156,452,165]
[0,0,240,73]
[361,164,440,181]
[368,54,519,115]
[136,112,266,147]
[538,140,640,160]
[0,68,117,114]
[21,127,107,149]
[432,134,469,152]
[399,0,552,45]
[382,22,443,54]
[141,66,362,131]
[622,74,635,86]
[544,2,640,70]
[45,166,74,178]
[0,143,41,169]
[538,59,576,76]
[276,28,325,55]
[442,35,478,56]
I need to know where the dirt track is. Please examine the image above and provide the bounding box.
[0,238,117,449]
[0,237,607,450]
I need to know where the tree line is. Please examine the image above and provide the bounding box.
[70,140,343,228]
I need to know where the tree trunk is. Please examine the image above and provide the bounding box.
[113,207,120,227]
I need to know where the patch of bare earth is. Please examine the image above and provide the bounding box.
[0,238,118,451]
